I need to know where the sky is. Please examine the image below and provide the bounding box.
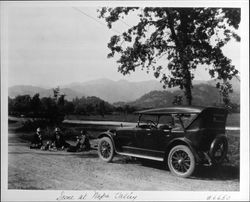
[4,4,241,88]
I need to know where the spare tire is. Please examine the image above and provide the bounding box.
[209,136,228,164]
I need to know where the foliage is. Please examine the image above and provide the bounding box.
[113,103,138,114]
[98,7,240,105]
[9,95,31,114]
[224,102,240,113]
[30,93,41,113]
[72,96,114,115]
[172,95,183,105]
[8,91,115,122]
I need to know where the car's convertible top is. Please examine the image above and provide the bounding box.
[135,106,225,115]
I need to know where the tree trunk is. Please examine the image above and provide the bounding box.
[184,68,193,105]
[179,10,193,105]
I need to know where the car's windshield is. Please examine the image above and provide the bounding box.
[139,115,160,125]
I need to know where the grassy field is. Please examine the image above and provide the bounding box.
[65,113,140,122]
[226,113,240,127]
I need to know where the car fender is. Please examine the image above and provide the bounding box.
[164,137,201,163]
[97,131,118,152]
[213,133,227,139]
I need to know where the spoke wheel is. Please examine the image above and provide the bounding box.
[209,136,228,164]
[168,145,195,178]
[98,137,114,162]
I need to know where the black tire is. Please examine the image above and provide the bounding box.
[168,145,195,178]
[98,137,114,162]
[209,136,228,164]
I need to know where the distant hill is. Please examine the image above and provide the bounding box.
[8,86,83,101]
[8,85,46,98]
[9,79,165,102]
[62,78,166,103]
[9,77,240,104]
[127,83,240,109]
[38,88,84,101]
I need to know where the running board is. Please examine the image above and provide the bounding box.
[116,152,164,161]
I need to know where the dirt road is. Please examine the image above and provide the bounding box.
[8,138,239,191]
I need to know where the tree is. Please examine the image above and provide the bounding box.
[53,86,60,101]
[99,101,106,117]
[73,97,87,114]
[172,95,183,105]
[63,101,75,115]
[13,95,31,114]
[30,93,42,117]
[52,87,66,121]
[40,97,57,120]
[99,7,240,105]
[8,97,15,115]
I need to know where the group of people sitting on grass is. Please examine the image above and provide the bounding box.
[30,127,91,152]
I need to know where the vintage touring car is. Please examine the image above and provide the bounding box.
[97,106,228,178]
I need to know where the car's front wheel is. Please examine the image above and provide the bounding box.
[168,145,195,178]
[98,137,114,162]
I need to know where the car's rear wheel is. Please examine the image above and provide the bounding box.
[209,136,228,164]
[98,137,114,162]
[168,145,195,178]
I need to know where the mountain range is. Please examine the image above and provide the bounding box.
[8,77,240,105]
[127,83,240,108]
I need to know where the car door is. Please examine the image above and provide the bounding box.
[116,128,137,148]
[127,123,159,156]
[142,126,171,157]
[134,127,146,148]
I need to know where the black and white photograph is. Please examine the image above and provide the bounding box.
[1,0,249,201]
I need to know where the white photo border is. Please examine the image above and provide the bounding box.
[1,0,249,201]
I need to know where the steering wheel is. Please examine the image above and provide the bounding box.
[147,120,157,128]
